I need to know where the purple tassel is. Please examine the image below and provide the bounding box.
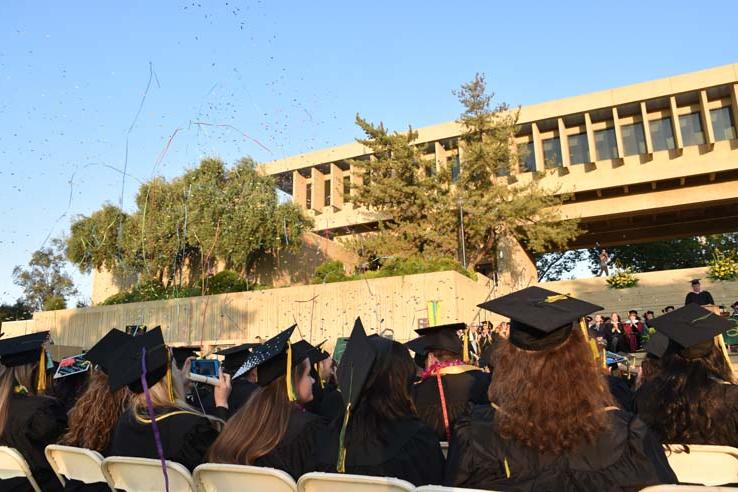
[141,347,170,492]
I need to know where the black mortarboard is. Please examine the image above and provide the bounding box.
[478,286,603,351]
[293,340,330,365]
[337,318,377,410]
[233,326,312,389]
[216,343,260,375]
[691,279,701,285]
[405,336,428,356]
[170,346,200,369]
[648,304,734,355]
[84,329,131,375]
[0,331,51,367]
[107,327,169,393]
[644,332,669,359]
[414,322,465,355]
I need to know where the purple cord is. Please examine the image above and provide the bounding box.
[141,347,170,492]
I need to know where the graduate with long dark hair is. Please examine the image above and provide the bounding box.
[0,332,67,492]
[445,287,676,491]
[319,319,444,486]
[635,304,738,446]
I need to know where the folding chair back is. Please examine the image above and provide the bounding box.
[298,471,414,492]
[102,456,195,492]
[664,444,738,486]
[44,444,109,489]
[194,463,297,492]
[0,446,41,492]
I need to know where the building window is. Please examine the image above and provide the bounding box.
[449,154,462,180]
[305,184,312,209]
[343,175,351,203]
[425,160,436,177]
[517,142,536,172]
[711,107,736,141]
[594,128,618,160]
[622,122,646,155]
[324,179,331,207]
[679,112,705,146]
[568,133,590,164]
[650,117,675,151]
[542,137,562,168]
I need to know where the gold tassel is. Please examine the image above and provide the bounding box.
[462,327,470,364]
[503,457,511,478]
[718,334,732,371]
[286,342,297,402]
[336,403,351,473]
[315,363,325,389]
[36,349,46,393]
[543,293,570,303]
[166,350,175,403]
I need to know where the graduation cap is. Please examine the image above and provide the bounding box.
[644,331,670,359]
[478,286,603,351]
[107,327,170,393]
[691,279,701,285]
[405,336,429,369]
[648,304,735,358]
[293,340,330,365]
[84,329,131,375]
[170,346,200,369]
[414,322,466,356]
[54,354,91,379]
[216,342,260,375]
[0,331,51,368]
[336,317,378,473]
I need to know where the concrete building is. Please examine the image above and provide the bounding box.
[260,63,738,274]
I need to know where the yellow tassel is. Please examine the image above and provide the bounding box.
[14,384,28,395]
[462,327,470,364]
[718,334,732,371]
[315,363,325,389]
[166,350,175,403]
[503,457,511,478]
[602,348,607,369]
[286,342,297,402]
[337,403,351,473]
[36,350,46,393]
[543,293,570,303]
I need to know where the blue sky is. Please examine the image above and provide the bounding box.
[1,0,737,304]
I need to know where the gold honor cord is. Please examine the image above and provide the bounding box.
[37,349,46,393]
[166,350,175,403]
[336,369,354,473]
[462,328,470,364]
[286,342,297,402]
[134,409,202,424]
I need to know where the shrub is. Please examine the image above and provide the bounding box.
[43,295,67,311]
[312,260,349,284]
[606,269,639,289]
[206,270,255,294]
[707,249,738,281]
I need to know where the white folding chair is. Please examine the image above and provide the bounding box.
[101,456,196,492]
[440,441,449,459]
[0,446,42,492]
[297,471,414,492]
[416,486,497,492]
[640,486,738,491]
[193,463,297,492]
[664,444,738,486]
[44,444,111,490]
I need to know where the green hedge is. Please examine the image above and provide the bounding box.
[311,257,476,285]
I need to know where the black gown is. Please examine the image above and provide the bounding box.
[412,367,491,440]
[109,407,221,471]
[685,291,715,306]
[635,379,738,446]
[198,379,258,418]
[253,406,327,481]
[607,375,635,413]
[319,415,444,486]
[0,394,67,492]
[445,404,676,491]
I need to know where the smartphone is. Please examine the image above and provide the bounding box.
[191,359,220,378]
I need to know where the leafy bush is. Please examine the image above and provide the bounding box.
[606,269,639,289]
[206,270,255,294]
[43,295,67,311]
[311,261,349,284]
[707,249,738,281]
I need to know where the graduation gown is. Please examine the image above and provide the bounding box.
[319,416,444,486]
[635,379,738,446]
[685,291,715,306]
[109,407,220,471]
[253,407,327,481]
[445,404,676,491]
[412,366,491,440]
[0,394,67,492]
[607,375,635,413]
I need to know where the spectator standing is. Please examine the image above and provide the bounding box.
[598,249,610,277]
[685,279,715,306]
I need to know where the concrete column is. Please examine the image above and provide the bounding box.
[292,170,307,209]
[699,89,716,145]
[330,163,344,210]
[640,102,654,154]
[584,113,596,163]
[612,107,624,158]
[434,141,446,172]
[669,96,684,150]
[732,84,738,134]
[310,167,325,213]
[531,122,543,171]
[557,118,570,167]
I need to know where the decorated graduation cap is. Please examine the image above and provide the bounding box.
[648,303,734,358]
[170,346,200,369]
[216,342,260,375]
[107,327,171,394]
[414,322,466,356]
[336,317,378,473]
[0,331,52,392]
[478,286,603,351]
[84,328,131,375]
